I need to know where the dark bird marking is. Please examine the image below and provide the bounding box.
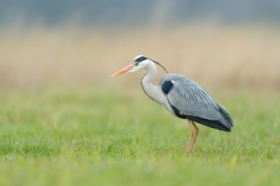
[162,80,174,94]
[169,104,231,132]
[135,56,147,62]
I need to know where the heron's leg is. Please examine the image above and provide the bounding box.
[191,121,199,148]
[186,120,194,153]
[185,120,199,153]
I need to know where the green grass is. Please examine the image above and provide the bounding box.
[0,86,280,186]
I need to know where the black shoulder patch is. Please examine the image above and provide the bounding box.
[162,80,174,94]
[135,56,147,62]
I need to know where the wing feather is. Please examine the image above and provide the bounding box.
[159,73,233,130]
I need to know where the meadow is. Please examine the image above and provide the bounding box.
[0,86,280,186]
[0,25,280,185]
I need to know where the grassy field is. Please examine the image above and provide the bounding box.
[0,85,280,186]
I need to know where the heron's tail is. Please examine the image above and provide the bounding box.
[186,115,232,132]
[185,106,233,132]
[218,105,233,130]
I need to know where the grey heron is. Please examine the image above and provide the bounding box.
[111,55,233,153]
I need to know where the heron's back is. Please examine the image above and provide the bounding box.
[159,73,233,132]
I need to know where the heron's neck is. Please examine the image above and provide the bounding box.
[141,62,161,102]
[142,62,157,85]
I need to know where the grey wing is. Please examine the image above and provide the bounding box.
[159,74,233,132]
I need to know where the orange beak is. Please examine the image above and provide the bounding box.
[111,64,134,77]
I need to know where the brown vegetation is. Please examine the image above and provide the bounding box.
[0,25,279,90]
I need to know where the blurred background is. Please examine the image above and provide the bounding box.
[0,0,280,91]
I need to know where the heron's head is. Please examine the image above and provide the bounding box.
[111,55,151,77]
[111,55,167,77]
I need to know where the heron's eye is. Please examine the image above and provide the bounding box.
[135,62,139,66]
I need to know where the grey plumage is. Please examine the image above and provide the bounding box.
[137,59,233,132]
[158,73,233,131]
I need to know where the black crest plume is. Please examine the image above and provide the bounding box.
[153,60,168,74]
